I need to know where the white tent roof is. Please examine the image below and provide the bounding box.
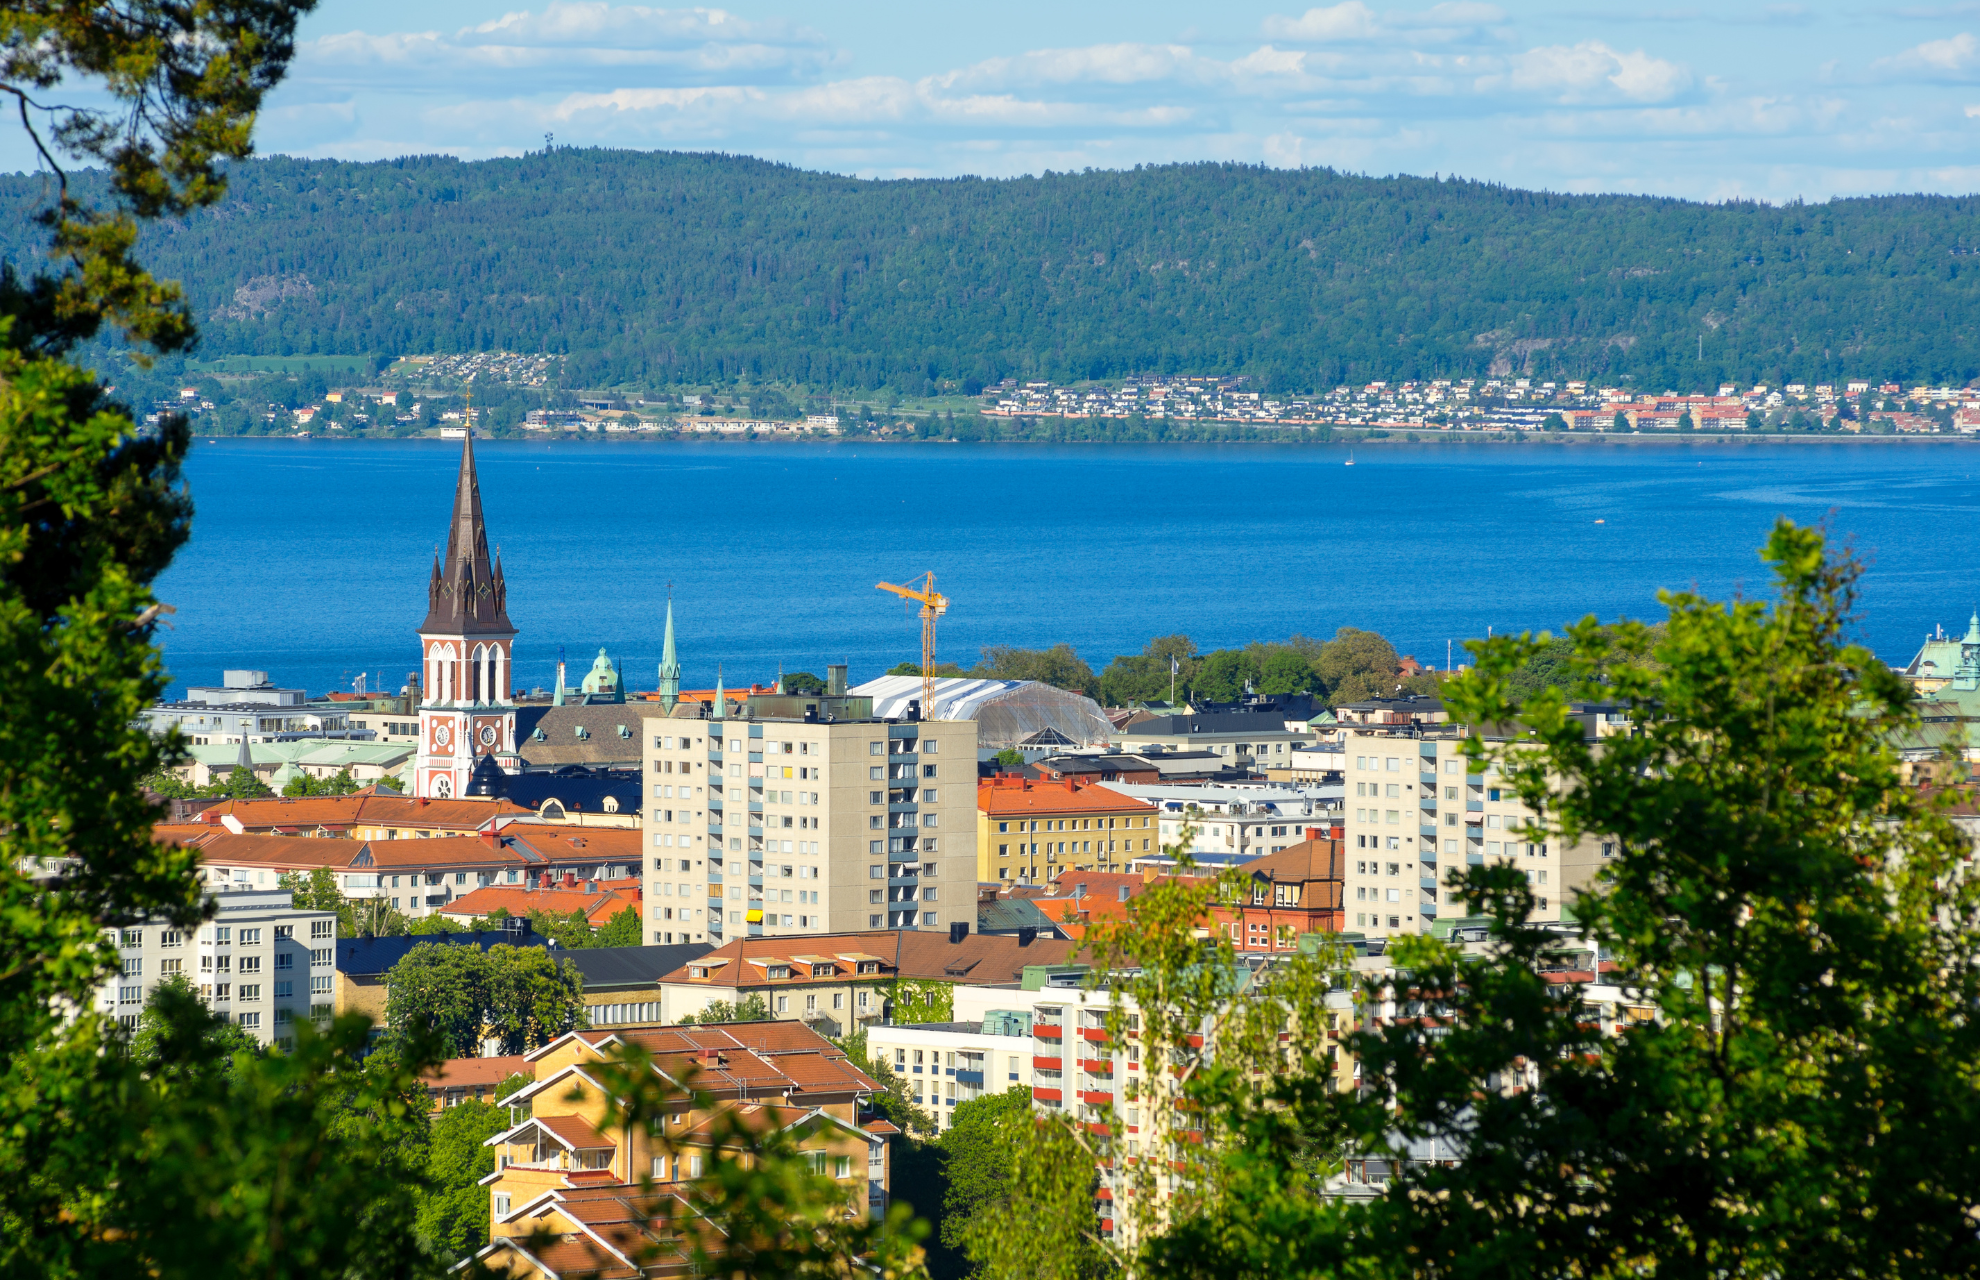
[849,676,1114,749]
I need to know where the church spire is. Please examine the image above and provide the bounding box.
[712,666,726,721]
[419,433,513,636]
[658,594,681,712]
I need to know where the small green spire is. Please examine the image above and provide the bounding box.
[658,595,681,712]
[712,666,726,720]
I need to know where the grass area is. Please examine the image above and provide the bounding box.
[187,354,380,375]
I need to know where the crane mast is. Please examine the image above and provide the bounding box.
[874,573,948,716]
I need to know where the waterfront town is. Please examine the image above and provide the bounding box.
[142,359,1980,440]
[91,433,1980,1274]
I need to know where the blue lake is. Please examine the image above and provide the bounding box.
[155,438,1978,699]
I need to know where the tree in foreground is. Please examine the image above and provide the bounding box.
[383,941,587,1058]
[986,520,1980,1280]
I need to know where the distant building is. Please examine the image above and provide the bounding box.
[93,887,336,1050]
[1111,709,1313,768]
[142,669,370,745]
[851,675,1114,751]
[975,776,1158,883]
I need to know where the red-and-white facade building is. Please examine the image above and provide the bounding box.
[415,436,519,799]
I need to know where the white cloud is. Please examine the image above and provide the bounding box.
[1484,41,1693,103]
[1876,31,1980,80]
[1263,1,1506,44]
[299,2,840,86]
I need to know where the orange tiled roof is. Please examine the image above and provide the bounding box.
[977,777,1155,818]
[195,794,533,831]
[442,883,640,926]
[503,827,645,862]
[538,1021,880,1098]
[424,1054,531,1089]
[655,930,1081,988]
[533,1114,615,1151]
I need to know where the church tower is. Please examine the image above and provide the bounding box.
[415,435,518,799]
[657,597,681,712]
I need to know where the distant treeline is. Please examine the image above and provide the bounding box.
[6,151,1980,395]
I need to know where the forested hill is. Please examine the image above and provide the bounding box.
[3,150,1978,392]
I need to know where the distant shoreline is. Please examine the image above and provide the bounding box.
[190,431,1977,448]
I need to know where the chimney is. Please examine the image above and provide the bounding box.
[827,663,848,696]
[563,872,578,889]
[1306,826,1321,841]
[540,872,553,889]
[1016,927,1036,947]
[949,921,968,944]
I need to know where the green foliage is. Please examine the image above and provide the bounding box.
[405,913,466,936]
[593,904,642,948]
[280,766,363,797]
[1191,649,1258,702]
[1097,635,1198,706]
[202,765,272,798]
[141,769,199,798]
[413,1099,508,1263]
[278,867,342,913]
[579,1040,931,1278]
[972,644,1098,697]
[29,153,1980,390]
[939,1088,1037,1263]
[1103,522,1980,1280]
[382,942,586,1058]
[1311,625,1407,703]
[993,748,1026,769]
[782,670,828,695]
[884,978,956,1025]
[956,1098,1115,1280]
[526,906,595,949]
[890,660,968,678]
[833,1029,937,1139]
[679,993,772,1025]
[126,972,260,1071]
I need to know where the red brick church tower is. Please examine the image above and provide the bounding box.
[414,435,517,798]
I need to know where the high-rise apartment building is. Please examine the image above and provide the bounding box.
[94,888,338,1050]
[641,710,977,945]
[1341,717,1619,937]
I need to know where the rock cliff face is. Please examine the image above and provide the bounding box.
[215,273,315,320]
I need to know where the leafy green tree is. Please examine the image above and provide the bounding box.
[680,993,773,1025]
[1116,521,1980,1280]
[1312,625,1402,703]
[593,904,642,948]
[939,1087,1036,1262]
[1190,649,1259,702]
[972,644,1098,697]
[414,1098,509,1262]
[384,942,586,1058]
[782,671,828,695]
[141,769,200,799]
[1254,648,1314,695]
[1542,410,1568,430]
[201,765,272,798]
[126,972,259,1072]
[889,660,968,678]
[349,895,407,937]
[280,766,364,797]
[1098,635,1197,706]
[1612,409,1630,430]
[993,748,1026,769]
[278,866,343,913]
[527,906,595,949]
[405,913,466,936]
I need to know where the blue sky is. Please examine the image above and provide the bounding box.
[28,1,1980,200]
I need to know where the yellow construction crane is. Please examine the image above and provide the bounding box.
[875,572,948,716]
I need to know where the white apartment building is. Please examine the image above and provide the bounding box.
[641,711,978,945]
[1341,723,1618,937]
[96,888,338,1050]
[1111,782,1343,869]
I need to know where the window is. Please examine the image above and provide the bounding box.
[494,1193,511,1217]
[311,974,332,993]
[275,953,294,970]
[870,742,883,756]
[239,929,260,944]
[310,948,330,965]
[273,925,292,940]
[777,995,789,1013]
[120,929,142,947]
[237,1012,260,1029]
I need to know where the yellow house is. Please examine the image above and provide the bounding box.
[470,1021,895,1279]
[976,776,1158,881]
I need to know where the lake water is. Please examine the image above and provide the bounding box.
[155,438,1980,700]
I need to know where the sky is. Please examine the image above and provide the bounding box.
[19,1,1980,201]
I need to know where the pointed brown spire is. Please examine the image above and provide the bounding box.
[419,434,514,635]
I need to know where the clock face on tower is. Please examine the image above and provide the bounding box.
[478,725,497,747]
[434,723,452,747]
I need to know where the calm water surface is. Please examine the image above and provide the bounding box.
[155,439,1980,698]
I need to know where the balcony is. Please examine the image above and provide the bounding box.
[1419,772,1437,787]
[1420,875,1439,890]
[1419,825,1438,840]
[1034,1023,1064,1041]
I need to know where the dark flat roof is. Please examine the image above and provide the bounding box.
[568,942,714,988]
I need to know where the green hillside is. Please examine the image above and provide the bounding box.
[4,150,1977,392]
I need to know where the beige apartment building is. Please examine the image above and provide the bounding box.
[1341,712,1623,937]
[640,709,978,945]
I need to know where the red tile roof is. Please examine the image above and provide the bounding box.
[977,777,1155,818]
[195,794,533,832]
[532,1113,616,1150]
[424,1054,530,1090]
[442,883,640,926]
[656,930,1081,988]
